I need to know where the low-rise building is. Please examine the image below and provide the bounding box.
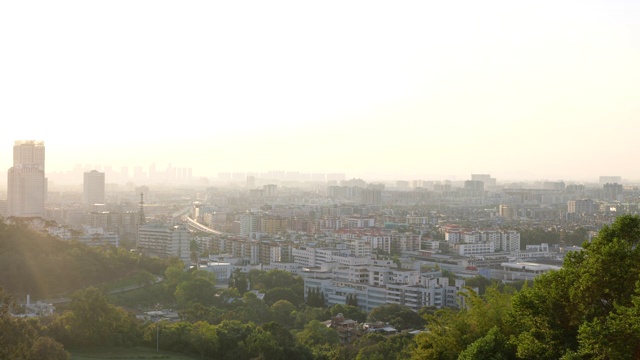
[498,261,561,281]
[324,313,362,343]
[301,258,475,312]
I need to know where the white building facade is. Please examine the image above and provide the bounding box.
[138,224,191,263]
[302,258,475,312]
[7,140,47,218]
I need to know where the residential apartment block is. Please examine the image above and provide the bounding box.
[137,224,191,263]
[302,257,474,312]
[443,227,520,254]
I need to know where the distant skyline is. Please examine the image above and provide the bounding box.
[2,1,639,182]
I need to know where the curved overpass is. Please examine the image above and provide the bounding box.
[184,216,224,235]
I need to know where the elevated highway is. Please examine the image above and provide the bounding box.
[184,215,224,235]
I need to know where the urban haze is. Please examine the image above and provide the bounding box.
[2,1,640,359]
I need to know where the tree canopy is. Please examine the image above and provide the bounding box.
[5,215,640,359]
[510,214,640,358]
[0,221,167,298]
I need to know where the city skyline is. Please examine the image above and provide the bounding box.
[0,157,632,188]
[2,1,640,181]
[0,140,634,186]
[0,157,635,185]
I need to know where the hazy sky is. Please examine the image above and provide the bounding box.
[1,1,639,182]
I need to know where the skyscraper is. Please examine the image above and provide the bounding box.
[7,140,47,218]
[83,170,105,205]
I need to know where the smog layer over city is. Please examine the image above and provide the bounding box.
[1,1,640,360]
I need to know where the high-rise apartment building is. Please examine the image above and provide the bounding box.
[137,224,191,263]
[7,140,47,218]
[240,213,261,238]
[83,170,105,205]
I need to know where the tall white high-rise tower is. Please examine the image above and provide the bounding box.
[7,140,47,218]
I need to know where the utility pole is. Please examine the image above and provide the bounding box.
[139,192,146,225]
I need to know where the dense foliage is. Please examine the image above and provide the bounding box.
[4,215,640,359]
[508,215,640,359]
[413,215,640,359]
[0,220,167,298]
[0,288,69,360]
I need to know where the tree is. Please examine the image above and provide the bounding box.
[411,283,515,360]
[296,319,340,348]
[367,304,425,331]
[221,292,272,325]
[0,287,69,359]
[271,300,296,328]
[292,307,330,329]
[458,326,515,360]
[346,293,359,307]
[355,333,415,360]
[190,239,199,252]
[137,270,156,287]
[164,261,190,295]
[441,269,457,283]
[262,322,295,349]
[64,287,142,347]
[306,287,326,308]
[564,227,588,246]
[392,255,402,269]
[0,223,167,298]
[175,276,217,308]
[250,269,302,291]
[264,287,303,307]
[215,287,241,307]
[509,215,640,359]
[264,322,315,360]
[330,304,367,323]
[242,327,284,360]
[464,285,514,336]
[464,275,493,295]
[213,320,255,358]
[244,291,272,324]
[144,321,194,353]
[229,269,248,296]
[0,288,37,359]
[510,269,578,359]
[567,215,640,320]
[575,279,640,359]
[66,287,116,346]
[28,336,70,360]
[411,307,470,360]
[190,321,219,358]
[354,333,386,360]
[179,303,222,324]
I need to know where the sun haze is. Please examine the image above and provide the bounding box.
[1,0,639,182]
